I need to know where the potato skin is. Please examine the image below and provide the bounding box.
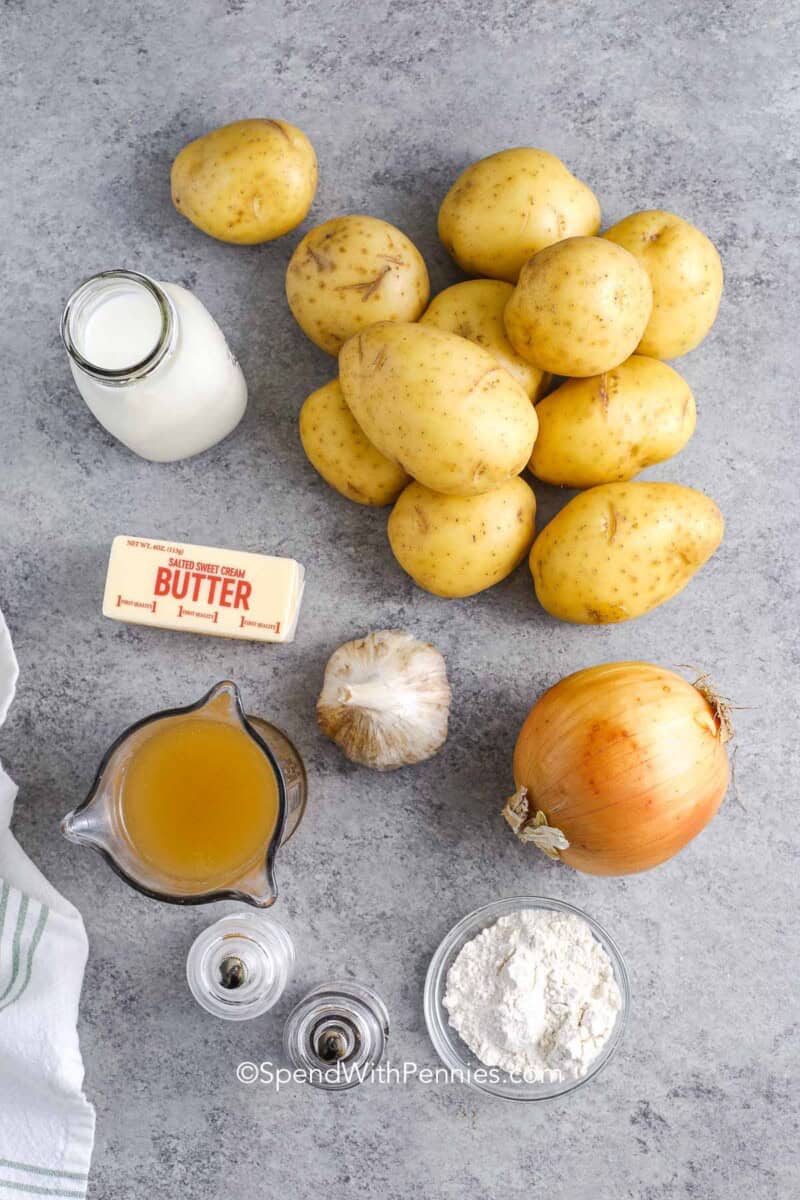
[170,118,317,244]
[505,237,653,377]
[339,322,538,497]
[286,215,429,355]
[438,148,600,283]
[299,379,409,506]
[530,482,723,623]
[603,210,724,359]
[531,355,696,488]
[420,280,550,400]
[388,477,536,598]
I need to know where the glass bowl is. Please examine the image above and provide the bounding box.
[423,895,630,1102]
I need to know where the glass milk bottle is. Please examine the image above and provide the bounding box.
[60,269,247,462]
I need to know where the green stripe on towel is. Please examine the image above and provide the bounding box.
[0,1164,87,1184]
[0,882,9,942]
[0,1180,85,1198]
[0,883,9,984]
[0,894,29,1004]
[0,905,48,1013]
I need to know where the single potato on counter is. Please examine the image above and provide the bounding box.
[299,379,409,505]
[603,210,723,359]
[531,356,696,488]
[388,477,536,598]
[505,236,653,377]
[438,148,600,282]
[339,322,538,497]
[286,215,429,355]
[171,118,318,244]
[420,280,550,400]
[530,482,723,624]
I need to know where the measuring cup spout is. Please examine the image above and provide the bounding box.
[61,807,99,846]
[199,680,245,722]
[233,859,279,908]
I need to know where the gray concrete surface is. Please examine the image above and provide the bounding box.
[1,1,798,1197]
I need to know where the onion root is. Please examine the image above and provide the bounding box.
[691,673,734,743]
[502,786,570,859]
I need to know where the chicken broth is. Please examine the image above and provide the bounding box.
[119,716,280,889]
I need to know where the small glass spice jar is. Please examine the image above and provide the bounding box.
[186,912,294,1020]
[283,980,389,1091]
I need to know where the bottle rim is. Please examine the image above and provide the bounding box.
[60,269,176,384]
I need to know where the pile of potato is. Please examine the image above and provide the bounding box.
[170,125,724,624]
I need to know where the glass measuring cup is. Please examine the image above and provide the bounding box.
[61,680,306,907]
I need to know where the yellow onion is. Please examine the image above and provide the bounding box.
[502,662,731,875]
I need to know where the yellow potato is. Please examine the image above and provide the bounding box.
[420,280,550,400]
[530,482,723,624]
[603,210,723,358]
[438,148,600,282]
[531,356,696,488]
[299,379,409,506]
[339,322,538,497]
[505,237,653,377]
[388,477,536,598]
[170,118,317,244]
[286,215,429,355]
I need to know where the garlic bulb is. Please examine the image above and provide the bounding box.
[317,630,451,770]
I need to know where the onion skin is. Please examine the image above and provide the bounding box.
[508,662,730,875]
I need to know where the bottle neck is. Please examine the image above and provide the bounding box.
[61,269,176,386]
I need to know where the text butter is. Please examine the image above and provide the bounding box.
[102,536,305,643]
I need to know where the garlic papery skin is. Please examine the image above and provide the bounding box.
[317,630,451,770]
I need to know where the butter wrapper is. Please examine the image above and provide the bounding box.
[102,535,305,644]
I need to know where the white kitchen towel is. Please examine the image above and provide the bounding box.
[0,611,95,1198]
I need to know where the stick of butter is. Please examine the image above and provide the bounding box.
[102,535,305,643]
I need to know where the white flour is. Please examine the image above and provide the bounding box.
[443,909,622,1080]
